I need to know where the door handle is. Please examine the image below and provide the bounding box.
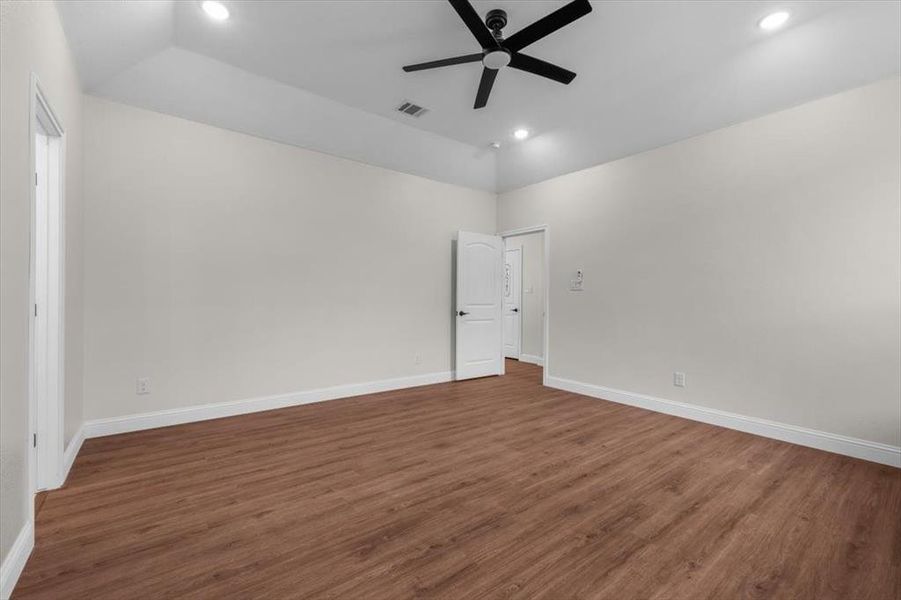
[512,308,519,312]
[458,310,469,316]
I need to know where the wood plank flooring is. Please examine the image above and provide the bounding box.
[14,360,901,599]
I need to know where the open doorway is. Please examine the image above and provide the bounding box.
[453,226,548,385]
[501,226,548,383]
[29,75,66,493]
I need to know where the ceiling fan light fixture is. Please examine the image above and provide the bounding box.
[513,128,530,140]
[483,49,511,70]
[758,11,789,31]
[202,1,230,21]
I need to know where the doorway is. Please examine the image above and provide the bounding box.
[30,76,66,492]
[453,226,549,385]
[501,229,547,373]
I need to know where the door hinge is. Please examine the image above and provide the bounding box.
[35,172,38,186]
[33,433,37,448]
[34,303,38,317]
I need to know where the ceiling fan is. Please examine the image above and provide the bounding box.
[403,0,592,109]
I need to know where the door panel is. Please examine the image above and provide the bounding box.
[503,247,522,359]
[456,231,503,380]
[463,242,498,305]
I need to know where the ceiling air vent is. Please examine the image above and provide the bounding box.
[396,100,429,118]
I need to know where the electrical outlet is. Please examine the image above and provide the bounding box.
[673,372,686,388]
[136,377,151,395]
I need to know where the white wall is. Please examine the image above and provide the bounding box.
[498,78,901,447]
[0,0,84,568]
[504,232,544,361]
[83,97,495,421]
[91,46,498,192]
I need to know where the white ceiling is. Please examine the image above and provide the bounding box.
[57,1,901,192]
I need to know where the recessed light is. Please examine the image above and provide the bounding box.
[758,11,789,31]
[202,0,229,21]
[490,142,501,149]
[513,128,529,140]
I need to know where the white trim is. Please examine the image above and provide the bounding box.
[59,425,85,487]
[519,353,544,367]
[0,520,34,600]
[28,72,67,494]
[498,225,549,386]
[84,371,453,438]
[546,375,901,468]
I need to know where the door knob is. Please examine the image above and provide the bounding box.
[512,308,519,312]
[458,310,469,316]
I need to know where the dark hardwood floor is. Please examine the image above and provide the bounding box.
[14,360,901,599]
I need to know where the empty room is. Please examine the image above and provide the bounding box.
[1,0,899,598]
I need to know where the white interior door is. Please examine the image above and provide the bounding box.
[455,231,504,380]
[503,247,522,359]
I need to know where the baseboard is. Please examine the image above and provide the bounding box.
[59,425,85,487]
[0,520,34,600]
[84,370,454,439]
[1,432,86,598]
[546,375,901,468]
[519,354,544,367]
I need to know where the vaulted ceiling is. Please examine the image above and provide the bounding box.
[58,1,901,192]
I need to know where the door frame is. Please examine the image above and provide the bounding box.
[499,225,549,386]
[502,246,522,360]
[28,73,67,497]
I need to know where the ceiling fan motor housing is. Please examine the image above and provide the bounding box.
[485,9,508,33]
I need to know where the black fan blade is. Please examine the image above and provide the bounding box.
[509,53,576,84]
[474,67,498,109]
[504,0,592,52]
[403,53,483,72]
[448,0,498,49]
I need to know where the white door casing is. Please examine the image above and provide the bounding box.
[34,128,50,488]
[498,225,550,387]
[455,231,504,380]
[30,75,66,492]
[503,248,522,359]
